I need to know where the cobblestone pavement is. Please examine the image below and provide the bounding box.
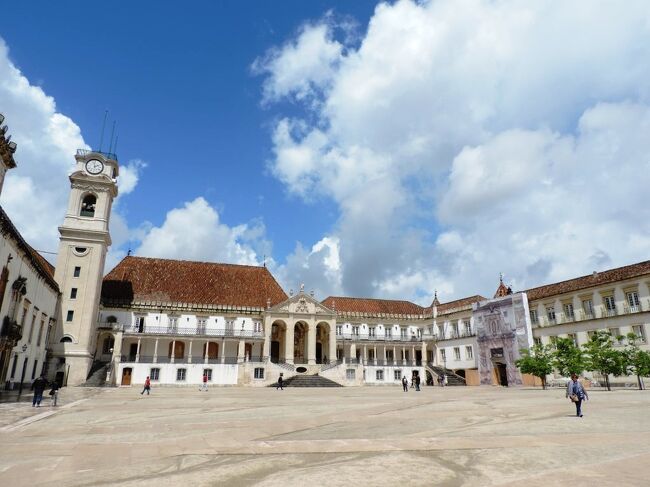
[0,385,649,486]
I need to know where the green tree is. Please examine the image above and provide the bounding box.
[516,344,554,389]
[553,337,586,377]
[622,333,650,390]
[583,330,626,391]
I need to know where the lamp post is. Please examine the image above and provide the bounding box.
[17,344,28,395]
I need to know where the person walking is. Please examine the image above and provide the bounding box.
[566,373,589,417]
[277,373,284,390]
[200,372,209,391]
[31,375,47,407]
[402,375,408,392]
[49,380,60,407]
[415,375,421,391]
[141,376,151,395]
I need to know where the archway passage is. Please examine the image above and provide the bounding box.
[316,323,330,364]
[294,322,308,364]
[270,321,286,363]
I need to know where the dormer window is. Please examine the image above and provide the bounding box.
[80,194,96,217]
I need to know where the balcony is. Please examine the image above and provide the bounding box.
[335,332,421,343]
[118,324,264,339]
[603,308,617,318]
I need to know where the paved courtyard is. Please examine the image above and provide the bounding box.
[1,385,649,486]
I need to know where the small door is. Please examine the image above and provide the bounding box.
[244,343,253,360]
[121,367,132,386]
[496,363,508,386]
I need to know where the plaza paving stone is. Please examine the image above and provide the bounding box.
[0,385,649,486]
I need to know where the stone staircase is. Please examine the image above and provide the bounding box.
[270,374,342,388]
[426,363,466,386]
[80,361,110,387]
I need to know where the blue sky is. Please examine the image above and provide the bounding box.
[1,1,650,304]
[0,1,375,258]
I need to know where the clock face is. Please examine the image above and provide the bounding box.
[85,159,104,175]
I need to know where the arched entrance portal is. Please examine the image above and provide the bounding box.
[294,322,308,364]
[316,322,331,364]
[270,321,286,363]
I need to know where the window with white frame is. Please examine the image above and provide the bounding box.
[369,326,376,337]
[568,333,578,346]
[626,291,640,310]
[633,325,646,343]
[376,370,384,381]
[453,347,461,360]
[352,325,359,336]
[203,368,213,381]
[563,303,575,320]
[197,318,207,334]
[451,323,459,338]
[169,316,178,331]
[582,299,594,318]
[394,370,401,380]
[254,321,262,333]
[254,367,265,379]
[346,369,355,380]
[464,320,472,335]
[609,327,622,344]
[176,368,186,381]
[400,327,407,339]
[604,295,616,311]
[465,346,473,359]
[150,368,160,381]
[529,309,538,324]
[546,306,556,323]
[336,325,342,335]
[533,337,542,346]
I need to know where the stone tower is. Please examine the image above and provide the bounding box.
[51,150,118,385]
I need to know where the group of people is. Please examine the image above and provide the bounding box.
[401,375,421,391]
[31,375,59,407]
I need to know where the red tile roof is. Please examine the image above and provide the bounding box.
[321,296,425,317]
[436,295,486,314]
[524,260,650,301]
[101,256,287,309]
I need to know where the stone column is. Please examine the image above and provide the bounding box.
[421,342,427,364]
[328,322,336,364]
[110,331,123,386]
[170,339,176,364]
[307,323,317,365]
[188,340,193,364]
[221,338,225,364]
[262,316,272,360]
[237,339,245,363]
[383,345,387,364]
[393,346,396,366]
[204,341,209,364]
[362,345,367,365]
[374,345,377,365]
[153,338,159,364]
[285,324,295,364]
[135,337,141,363]
[411,345,416,365]
[402,347,406,365]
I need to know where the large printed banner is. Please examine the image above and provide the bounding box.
[473,293,533,386]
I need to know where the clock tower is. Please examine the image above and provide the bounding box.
[51,150,118,385]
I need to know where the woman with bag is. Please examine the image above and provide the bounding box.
[566,373,589,417]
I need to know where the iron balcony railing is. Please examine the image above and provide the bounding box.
[336,332,422,343]
[77,148,118,161]
[115,324,264,338]
[122,355,243,364]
